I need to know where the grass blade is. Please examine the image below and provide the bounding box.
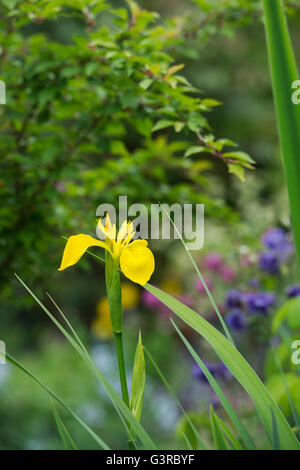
[47,291,137,447]
[271,407,281,450]
[145,284,300,449]
[214,414,244,450]
[15,274,157,450]
[6,352,110,449]
[182,433,194,450]
[159,203,234,345]
[209,406,229,450]
[171,319,255,450]
[144,346,207,450]
[51,401,78,450]
[46,292,89,355]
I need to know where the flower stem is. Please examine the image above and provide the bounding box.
[105,250,134,449]
[114,331,129,406]
[115,331,135,450]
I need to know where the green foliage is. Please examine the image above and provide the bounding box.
[171,318,255,449]
[184,0,262,43]
[266,373,300,419]
[272,297,300,332]
[10,270,300,449]
[144,345,207,450]
[0,0,251,299]
[6,350,111,449]
[145,284,300,449]
[179,0,299,46]
[15,273,157,449]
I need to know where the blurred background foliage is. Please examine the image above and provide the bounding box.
[0,0,257,302]
[1,0,300,450]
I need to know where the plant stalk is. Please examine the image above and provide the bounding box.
[105,250,134,448]
[114,331,129,406]
[262,0,300,270]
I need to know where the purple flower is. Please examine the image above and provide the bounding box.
[194,276,213,294]
[225,289,243,309]
[285,285,300,298]
[203,253,223,272]
[225,309,247,331]
[219,265,236,282]
[261,228,293,266]
[258,251,280,274]
[249,278,260,288]
[243,292,276,315]
[262,227,287,250]
[192,361,231,384]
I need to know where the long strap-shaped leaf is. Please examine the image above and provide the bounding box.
[6,352,109,450]
[144,346,208,450]
[262,0,300,266]
[145,284,300,450]
[171,319,255,450]
[51,401,78,450]
[15,274,156,450]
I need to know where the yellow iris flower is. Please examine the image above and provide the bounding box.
[58,215,155,285]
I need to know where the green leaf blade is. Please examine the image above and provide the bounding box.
[262,0,300,268]
[145,284,300,450]
[130,332,146,423]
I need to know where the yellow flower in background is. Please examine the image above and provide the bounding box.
[58,214,155,285]
[121,282,139,309]
[92,284,139,339]
[92,297,113,339]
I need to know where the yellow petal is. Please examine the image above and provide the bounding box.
[120,239,155,285]
[97,213,116,240]
[117,220,129,242]
[117,220,135,245]
[125,221,135,244]
[58,234,109,271]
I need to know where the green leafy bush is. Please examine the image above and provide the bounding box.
[0,0,253,298]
